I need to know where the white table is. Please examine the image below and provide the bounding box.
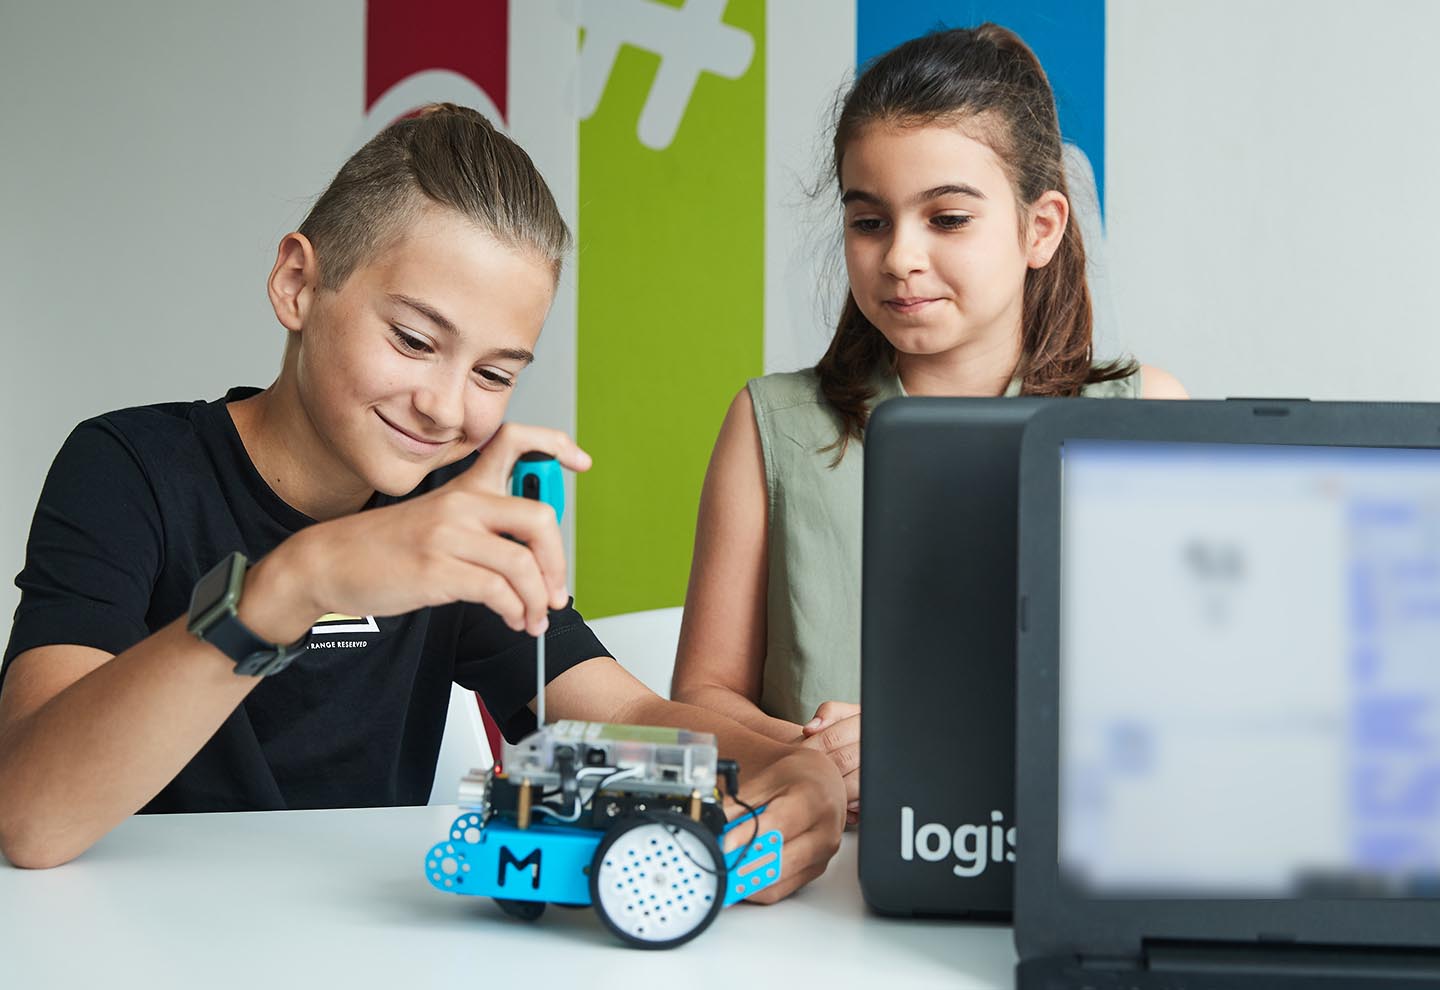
[0,806,1017,988]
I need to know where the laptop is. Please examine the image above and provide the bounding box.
[1015,398,1440,987]
[860,396,1049,919]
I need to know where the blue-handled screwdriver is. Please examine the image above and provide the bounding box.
[511,453,563,728]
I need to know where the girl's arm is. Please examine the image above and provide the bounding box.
[1140,364,1189,399]
[671,389,802,743]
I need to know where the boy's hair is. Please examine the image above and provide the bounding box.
[816,24,1135,458]
[298,103,571,290]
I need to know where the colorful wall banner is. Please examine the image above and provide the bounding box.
[575,0,766,618]
[364,0,509,133]
[360,0,1104,620]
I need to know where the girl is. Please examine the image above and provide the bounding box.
[0,104,845,889]
[672,26,1186,819]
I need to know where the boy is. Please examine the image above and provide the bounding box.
[0,105,845,899]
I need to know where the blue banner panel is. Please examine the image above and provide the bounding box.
[856,0,1105,213]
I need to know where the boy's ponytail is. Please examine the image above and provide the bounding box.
[299,103,571,290]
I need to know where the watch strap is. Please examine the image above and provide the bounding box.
[190,552,311,677]
[205,609,308,677]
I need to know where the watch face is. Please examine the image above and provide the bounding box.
[188,553,244,635]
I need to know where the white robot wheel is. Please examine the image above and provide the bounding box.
[589,811,725,949]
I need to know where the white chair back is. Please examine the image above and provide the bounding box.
[587,605,684,699]
[428,683,493,806]
[428,605,684,805]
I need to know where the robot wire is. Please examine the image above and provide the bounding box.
[532,766,641,822]
[634,782,761,882]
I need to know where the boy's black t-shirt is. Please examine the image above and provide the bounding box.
[1,387,608,813]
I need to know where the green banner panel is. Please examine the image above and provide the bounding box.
[577,1,765,618]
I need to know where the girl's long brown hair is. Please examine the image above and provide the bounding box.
[817,24,1135,460]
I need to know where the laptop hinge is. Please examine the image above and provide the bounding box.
[1076,954,1138,972]
[1142,939,1440,980]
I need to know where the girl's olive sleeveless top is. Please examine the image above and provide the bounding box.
[748,367,1142,724]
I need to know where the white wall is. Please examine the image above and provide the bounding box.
[764,0,855,376]
[5,0,1440,645]
[0,0,365,644]
[0,1,589,644]
[1106,0,1440,401]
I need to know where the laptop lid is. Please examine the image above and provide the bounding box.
[1015,398,1440,963]
[860,396,1049,918]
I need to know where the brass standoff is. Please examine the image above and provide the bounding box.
[689,789,702,822]
[518,778,533,830]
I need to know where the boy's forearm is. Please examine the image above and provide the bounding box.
[0,619,258,868]
[0,552,320,869]
[612,692,796,773]
[668,682,803,744]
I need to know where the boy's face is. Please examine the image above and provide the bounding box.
[292,207,555,497]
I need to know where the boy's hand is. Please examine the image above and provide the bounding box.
[720,746,846,903]
[258,424,590,642]
[798,701,861,825]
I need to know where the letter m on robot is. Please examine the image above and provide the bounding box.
[497,846,542,889]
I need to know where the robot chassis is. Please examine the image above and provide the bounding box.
[424,719,785,949]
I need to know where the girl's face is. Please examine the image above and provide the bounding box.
[289,207,555,498]
[840,121,1052,365]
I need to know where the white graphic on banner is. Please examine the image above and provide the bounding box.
[357,69,506,146]
[578,0,754,150]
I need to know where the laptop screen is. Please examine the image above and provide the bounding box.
[1058,439,1440,899]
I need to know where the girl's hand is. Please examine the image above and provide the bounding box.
[799,701,861,825]
[720,747,846,903]
[261,424,591,641]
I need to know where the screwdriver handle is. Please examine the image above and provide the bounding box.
[511,452,564,523]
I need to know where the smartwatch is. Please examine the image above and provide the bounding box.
[187,551,311,677]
